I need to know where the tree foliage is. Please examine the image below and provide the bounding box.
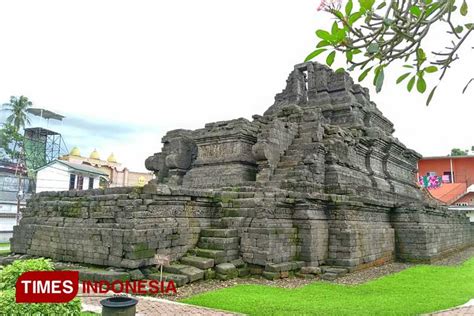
[2,95,32,131]
[0,123,24,161]
[307,0,473,105]
[1,96,32,162]
[450,147,469,156]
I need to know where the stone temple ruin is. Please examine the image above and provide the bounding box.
[11,62,473,282]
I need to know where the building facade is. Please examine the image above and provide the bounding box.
[60,147,152,188]
[0,161,31,242]
[418,155,474,221]
[35,160,107,193]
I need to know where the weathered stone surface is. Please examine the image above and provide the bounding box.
[262,271,280,280]
[10,61,473,273]
[129,269,145,280]
[148,272,189,287]
[79,270,130,282]
[215,263,238,277]
[300,266,321,275]
[180,256,215,270]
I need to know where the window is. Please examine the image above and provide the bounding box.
[69,174,76,190]
[88,177,94,189]
[76,175,84,190]
[427,171,436,176]
[442,171,452,183]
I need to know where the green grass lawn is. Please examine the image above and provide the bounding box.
[182,257,474,315]
[0,242,10,256]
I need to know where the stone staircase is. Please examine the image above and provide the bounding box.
[152,228,241,287]
[265,120,324,192]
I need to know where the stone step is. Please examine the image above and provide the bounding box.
[163,263,204,282]
[200,228,238,238]
[195,248,226,260]
[148,272,189,287]
[180,256,215,270]
[195,248,239,264]
[198,237,240,251]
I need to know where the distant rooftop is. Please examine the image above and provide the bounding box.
[35,160,108,177]
[26,108,65,121]
[421,155,474,160]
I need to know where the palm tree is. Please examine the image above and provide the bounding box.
[2,96,32,131]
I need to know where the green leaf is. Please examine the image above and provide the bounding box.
[345,0,353,16]
[403,65,415,69]
[305,49,327,62]
[417,76,427,93]
[346,50,354,62]
[331,21,339,35]
[375,68,385,93]
[466,23,474,30]
[455,25,464,33]
[326,51,336,66]
[461,0,468,16]
[333,10,344,20]
[317,40,331,48]
[316,30,333,42]
[334,29,346,43]
[426,86,437,106]
[358,66,373,82]
[416,48,426,67]
[377,2,387,10]
[407,76,416,92]
[396,73,411,84]
[410,5,421,17]
[367,43,379,54]
[359,0,375,11]
[348,12,363,25]
[424,66,438,73]
[335,68,346,74]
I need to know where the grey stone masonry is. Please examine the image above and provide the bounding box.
[11,62,474,271]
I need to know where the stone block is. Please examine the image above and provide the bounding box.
[215,263,238,278]
[300,266,321,275]
[180,256,215,270]
[262,271,280,280]
[149,272,189,287]
[129,269,145,280]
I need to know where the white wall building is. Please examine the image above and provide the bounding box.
[36,160,108,193]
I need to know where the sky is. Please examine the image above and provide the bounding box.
[0,0,473,172]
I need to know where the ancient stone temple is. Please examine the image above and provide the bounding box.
[11,62,473,277]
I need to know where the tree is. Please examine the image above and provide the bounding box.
[450,148,468,156]
[2,96,32,131]
[1,96,32,163]
[307,0,472,105]
[0,123,24,162]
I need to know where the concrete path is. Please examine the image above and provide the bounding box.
[431,299,474,315]
[80,294,238,316]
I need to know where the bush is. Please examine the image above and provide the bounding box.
[0,258,53,290]
[0,289,82,315]
[0,258,82,315]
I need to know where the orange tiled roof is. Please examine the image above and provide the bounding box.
[427,183,467,204]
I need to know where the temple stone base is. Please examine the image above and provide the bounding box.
[11,62,474,270]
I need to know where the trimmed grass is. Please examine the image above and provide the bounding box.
[182,258,474,315]
[0,242,10,256]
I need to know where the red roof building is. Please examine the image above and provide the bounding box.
[418,155,474,204]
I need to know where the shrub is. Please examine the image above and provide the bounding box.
[0,258,82,315]
[0,289,82,315]
[0,258,53,290]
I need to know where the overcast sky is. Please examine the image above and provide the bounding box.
[1,0,473,171]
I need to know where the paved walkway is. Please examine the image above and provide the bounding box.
[431,299,474,315]
[80,294,238,316]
